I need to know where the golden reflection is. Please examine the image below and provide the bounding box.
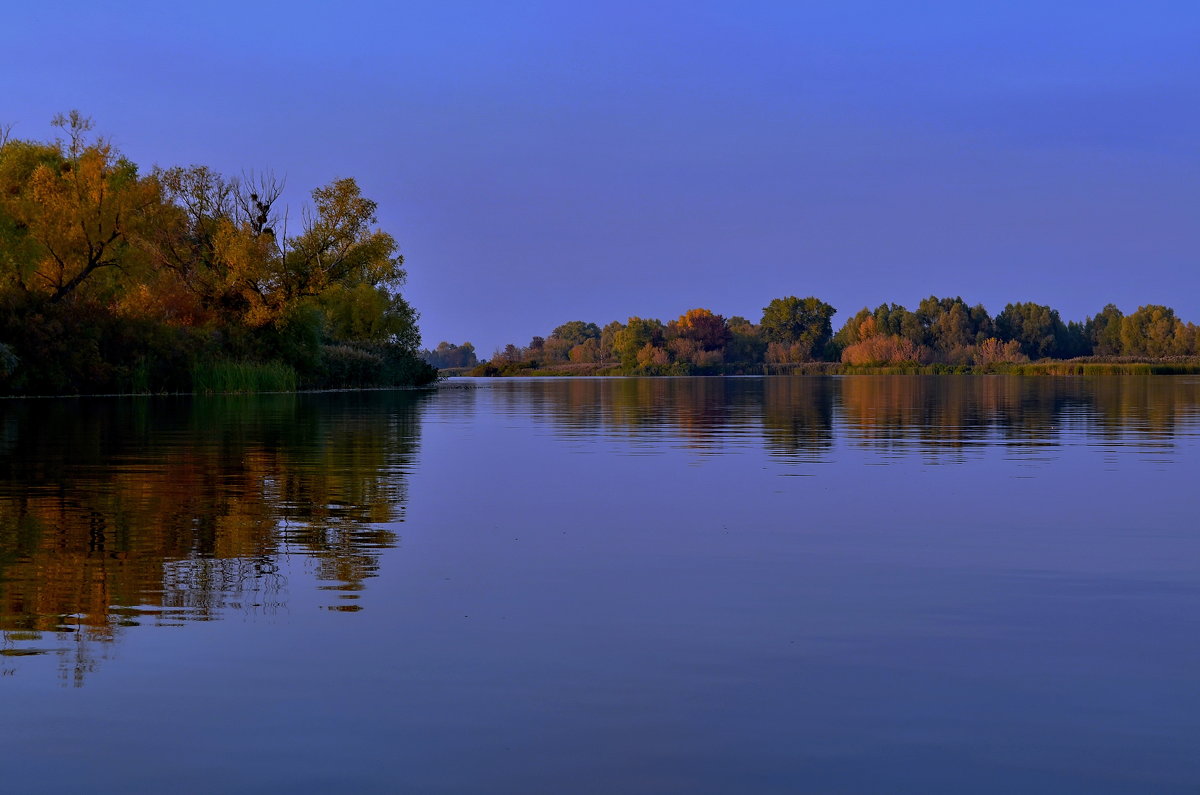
[836,375,1200,451]
[0,392,427,684]
[517,375,1200,459]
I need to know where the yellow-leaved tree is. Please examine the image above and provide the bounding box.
[0,112,162,304]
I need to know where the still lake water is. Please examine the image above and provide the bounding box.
[2,376,1199,793]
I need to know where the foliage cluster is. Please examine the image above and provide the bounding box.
[472,297,1200,376]
[0,113,436,394]
[421,340,478,369]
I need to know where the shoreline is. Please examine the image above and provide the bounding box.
[457,359,1200,378]
[7,363,1200,398]
[0,383,450,401]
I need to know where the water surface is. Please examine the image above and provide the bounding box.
[2,377,1199,793]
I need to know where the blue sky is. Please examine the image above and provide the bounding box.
[5,1,1198,352]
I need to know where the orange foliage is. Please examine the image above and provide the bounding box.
[974,337,1028,365]
[636,343,670,367]
[766,341,813,364]
[841,335,928,366]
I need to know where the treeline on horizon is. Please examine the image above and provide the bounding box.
[462,295,1200,376]
[0,113,436,395]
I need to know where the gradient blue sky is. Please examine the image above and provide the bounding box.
[5,1,1197,352]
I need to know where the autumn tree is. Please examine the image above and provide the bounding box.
[0,113,435,394]
[834,303,923,352]
[145,165,283,324]
[973,338,1027,365]
[840,333,927,366]
[599,321,624,362]
[0,112,162,304]
[569,338,603,363]
[1120,305,1190,358]
[670,308,731,351]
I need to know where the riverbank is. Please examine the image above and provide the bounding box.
[462,358,1200,378]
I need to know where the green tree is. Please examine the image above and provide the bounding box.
[599,321,624,362]
[760,296,836,360]
[1120,305,1187,357]
[550,320,601,347]
[613,317,664,369]
[319,283,420,350]
[726,316,765,363]
[1086,304,1124,356]
[915,296,993,353]
[1062,320,1090,358]
[994,302,1067,359]
[423,341,477,368]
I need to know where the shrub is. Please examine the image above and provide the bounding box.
[841,335,928,366]
[317,344,385,388]
[0,343,18,380]
[973,338,1028,365]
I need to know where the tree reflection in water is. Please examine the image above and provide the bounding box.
[4,376,1199,685]
[506,375,1200,461]
[0,391,429,684]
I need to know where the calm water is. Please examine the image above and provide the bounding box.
[2,376,1199,793]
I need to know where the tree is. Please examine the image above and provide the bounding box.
[1086,304,1124,356]
[994,302,1067,359]
[833,307,873,351]
[1120,305,1187,357]
[667,307,729,353]
[599,321,624,362]
[146,165,284,324]
[319,283,420,350]
[550,320,601,347]
[569,339,602,363]
[0,112,163,304]
[613,317,664,369]
[915,296,993,353]
[0,139,59,295]
[1062,320,1090,358]
[725,316,765,363]
[760,296,836,360]
[423,341,477,368]
[274,177,400,298]
[0,113,434,394]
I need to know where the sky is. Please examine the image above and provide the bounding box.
[4,1,1198,353]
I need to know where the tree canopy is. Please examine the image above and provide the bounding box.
[0,113,435,394]
[467,294,1200,375]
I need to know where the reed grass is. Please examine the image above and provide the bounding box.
[192,360,299,393]
[130,359,152,393]
[1001,362,1200,376]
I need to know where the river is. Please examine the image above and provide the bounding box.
[2,376,1198,793]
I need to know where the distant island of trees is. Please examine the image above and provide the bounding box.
[450,296,1200,376]
[421,340,479,369]
[0,113,436,395]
